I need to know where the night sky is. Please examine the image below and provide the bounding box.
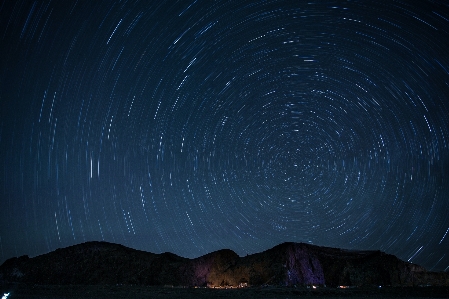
[1,0,448,272]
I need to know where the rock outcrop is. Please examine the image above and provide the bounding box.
[1,241,447,287]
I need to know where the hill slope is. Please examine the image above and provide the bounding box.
[1,241,447,287]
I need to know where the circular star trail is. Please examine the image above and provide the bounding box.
[1,0,448,271]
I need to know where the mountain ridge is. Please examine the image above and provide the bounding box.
[1,241,447,287]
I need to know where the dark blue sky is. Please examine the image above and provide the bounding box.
[1,0,448,271]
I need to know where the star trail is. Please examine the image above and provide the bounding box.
[1,0,448,272]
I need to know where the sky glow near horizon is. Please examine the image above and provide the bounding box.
[0,0,448,271]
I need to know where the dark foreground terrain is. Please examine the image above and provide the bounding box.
[1,284,448,299]
[1,241,448,299]
[2,241,448,288]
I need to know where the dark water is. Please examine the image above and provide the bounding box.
[1,284,448,299]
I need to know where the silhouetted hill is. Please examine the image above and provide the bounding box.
[1,241,447,287]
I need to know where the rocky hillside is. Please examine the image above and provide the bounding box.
[1,241,447,287]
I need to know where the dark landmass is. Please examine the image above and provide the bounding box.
[0,241,447,298]
[1,284,449,299]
